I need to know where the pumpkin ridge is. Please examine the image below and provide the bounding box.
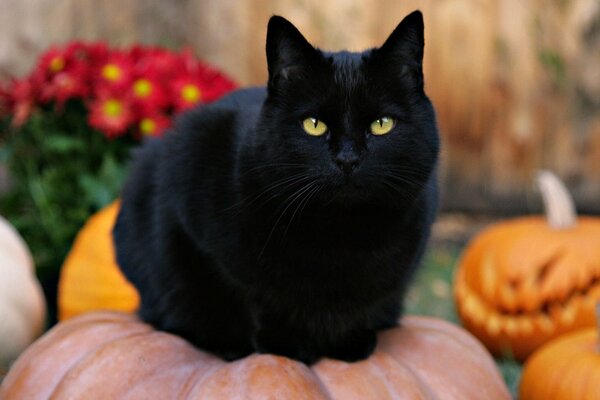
[369,351,436,399]
[177,356,225,399]
[0,313,150,399]
[49,330,209,398]
[313,352,431,399]
[400,317,492,358]
[182,356,247,398]
[378,318,510,399]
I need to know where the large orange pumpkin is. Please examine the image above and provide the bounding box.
[519,304,600,399]
[58,200,139,320]
[0,311,510,399]
[455,171,600,360]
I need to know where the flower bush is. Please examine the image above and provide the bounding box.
[0,41,236,320]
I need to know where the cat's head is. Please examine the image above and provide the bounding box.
[251,11,439,208]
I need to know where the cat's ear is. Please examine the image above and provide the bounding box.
[266,16,319,83]
[375,10,424,82]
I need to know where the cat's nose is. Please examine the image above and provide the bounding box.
[335,155,359,175]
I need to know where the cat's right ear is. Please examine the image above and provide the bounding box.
[266,16,318,84]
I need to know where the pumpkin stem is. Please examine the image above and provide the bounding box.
[536,170,577,229]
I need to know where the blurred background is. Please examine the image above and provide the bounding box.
[1,0,599,214]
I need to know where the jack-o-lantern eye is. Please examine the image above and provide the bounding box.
[302,118,328,136]
[370,117,395,136]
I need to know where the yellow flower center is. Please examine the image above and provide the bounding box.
[49,56,65,73]
[102,64,122,82]
[181,84,201,103]
[133,79,152,98]
[140,118,156,135]
[103,99,123,117]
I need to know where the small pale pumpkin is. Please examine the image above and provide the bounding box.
[0,311,510,399]
[58,200,139,320]
[455,171,600,360]
[0,216,46,369]
[519,304,600,399]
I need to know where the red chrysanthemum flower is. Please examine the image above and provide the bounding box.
[170,75,206,113]
[39,62,89,106]
[195,64,237,103]
[137,113,171,137]
[6,77,38,126]
[66,41,109,65]
[88,96,135,138]
[36,46,71,80]
[130,76,168,113]
[95,51,134,92]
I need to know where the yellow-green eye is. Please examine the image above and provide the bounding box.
[302,118,328,137]
[370,117,395,136]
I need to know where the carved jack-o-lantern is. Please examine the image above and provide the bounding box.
[455,171,600,360]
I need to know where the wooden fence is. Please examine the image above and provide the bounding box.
[1,0,599,213]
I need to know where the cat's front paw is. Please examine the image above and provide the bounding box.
[325,329,377,362]
[253,328,321,365]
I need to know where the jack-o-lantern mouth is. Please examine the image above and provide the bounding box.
[458,277,600,338]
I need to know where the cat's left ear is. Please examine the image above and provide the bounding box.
[375,10,424,81]
[266,16,319,84]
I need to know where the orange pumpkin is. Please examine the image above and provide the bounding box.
[455,171,600,360]
[519,304,600,399]
[58,200,139,320]
[0,311,510,399]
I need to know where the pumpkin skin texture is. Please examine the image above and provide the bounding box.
[519,327,600,399]
[0,216,46,369]
[454,216,600,361]
[58,201,139,320]
[0,311,511,399]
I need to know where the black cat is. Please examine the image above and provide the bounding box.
[113,10,439,365]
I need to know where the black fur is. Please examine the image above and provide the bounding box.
[113,10,439,364]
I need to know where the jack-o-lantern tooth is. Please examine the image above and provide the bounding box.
[516,317,534,336]
[462,292,487,325]
[485,314,502,336]
[534,314,555,334]
[559,299,578,325]
[502,317,519,336]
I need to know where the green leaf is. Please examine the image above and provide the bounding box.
[44,135,86,153]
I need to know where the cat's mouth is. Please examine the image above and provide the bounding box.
[326,177,373,202]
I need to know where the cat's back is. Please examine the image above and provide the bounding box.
[115,87,267,278]
[217,86,267,112]
[179,86,266,134]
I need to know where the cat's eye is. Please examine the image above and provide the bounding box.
[302,118,328,137]
[370,117,395,136]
